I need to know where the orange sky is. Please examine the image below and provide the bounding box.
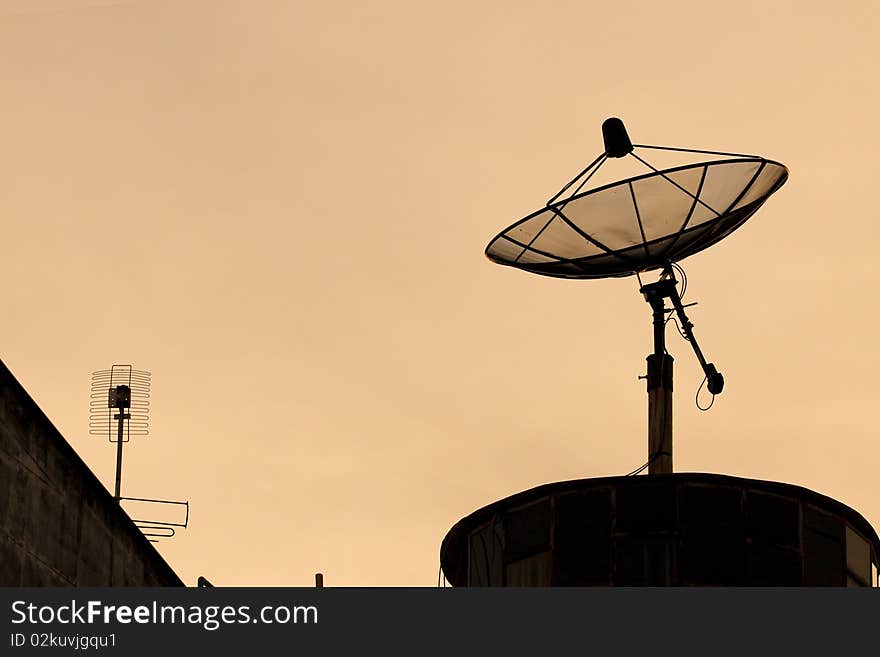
[1,0,877,585]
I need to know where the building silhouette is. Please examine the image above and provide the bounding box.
[0,359,181,586]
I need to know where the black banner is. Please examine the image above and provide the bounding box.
[1,588,877,655]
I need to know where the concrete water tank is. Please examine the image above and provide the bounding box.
[440,473,879,586]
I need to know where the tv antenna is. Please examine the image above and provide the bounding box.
[486,118,787,475]
[90,364,189,542]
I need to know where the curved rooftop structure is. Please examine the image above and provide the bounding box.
[441,473,880,587]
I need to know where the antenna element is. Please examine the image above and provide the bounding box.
[602,117,633,157]
[90,365,150,499]
[89,364,189,542]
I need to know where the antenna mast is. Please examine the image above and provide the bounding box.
[639,267,723,473]
[90,365,150,499]
[90,364,189,542]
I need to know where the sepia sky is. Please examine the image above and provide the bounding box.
[1,0,878,586]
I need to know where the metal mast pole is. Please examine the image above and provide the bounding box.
[114,410,124,500]
[111,384,131,501]
[639,267,724,475]
[642,283,674,475]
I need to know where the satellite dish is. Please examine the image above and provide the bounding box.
[486,118,787,279]
[485,118,789,475]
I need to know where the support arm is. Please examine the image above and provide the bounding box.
[666,287,724,395]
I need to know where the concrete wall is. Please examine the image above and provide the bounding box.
[0,359,182,586]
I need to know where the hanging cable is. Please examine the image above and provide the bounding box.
[625,460,650,476]
[663,262,689,339]
[665,313,689,340]
[671,261,688,300]
[625,425,671,475]
[695,374,716,411]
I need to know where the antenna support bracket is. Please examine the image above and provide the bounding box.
[638,269,724,475]
[639,271,724,395]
